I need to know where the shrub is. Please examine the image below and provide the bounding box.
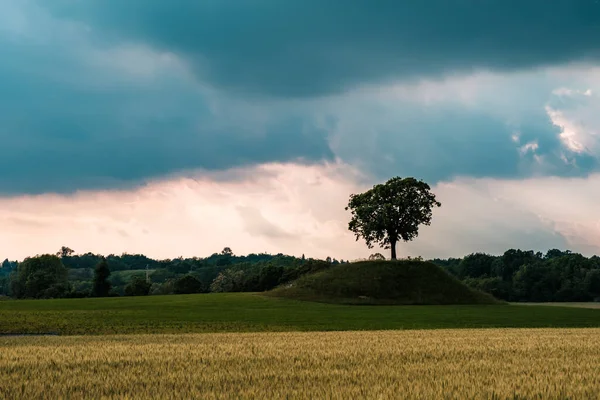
[210,270,246,293]
[463,277,512,301]
[174,275,205,294]
[124,277,152,296]
[150,281,175,296]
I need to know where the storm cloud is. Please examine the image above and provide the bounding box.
[3,1,600,259]
[0,2,332,194]
[50,0,600,96]
[1,0,600,194]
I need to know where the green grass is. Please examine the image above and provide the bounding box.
[1,293,600,335]
[269,260,498,305]
[514,302,600,309]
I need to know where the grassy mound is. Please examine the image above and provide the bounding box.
[268,260,500,305]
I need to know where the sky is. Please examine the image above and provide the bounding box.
[2,0,600,261]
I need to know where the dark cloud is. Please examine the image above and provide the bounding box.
[1,1,599,195]
[52,0,600,97]
[0,33,333,195]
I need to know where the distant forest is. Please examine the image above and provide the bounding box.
[1,248,600,302]
[433,249,600,302]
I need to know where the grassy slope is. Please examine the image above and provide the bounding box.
[1,293,600,335]
[268,260,498,305]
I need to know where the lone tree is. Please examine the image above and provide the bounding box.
[91,258,112,297]
[346,177,441,260]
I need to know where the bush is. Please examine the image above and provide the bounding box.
[173,275,205,294]
[255,265,283,291]
[0,276,9,296]
[124,277,152,296]
[210,270,246,293]
[38,283,72,299]
[463,277,512,301]
[150,281,175,296]
[109,274,125,287]
[71,281,92,294]
[150,268,177,284]
[585,269,600,298]
[68,268,93,281]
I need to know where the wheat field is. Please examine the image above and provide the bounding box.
[1,329,599,399]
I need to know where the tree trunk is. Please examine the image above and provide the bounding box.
[390,240,397,260]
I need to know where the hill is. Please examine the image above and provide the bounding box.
[267,260,500,305]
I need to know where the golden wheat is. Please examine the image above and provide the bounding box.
[1,329,599,399]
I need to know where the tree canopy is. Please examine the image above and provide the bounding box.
[346,177,441,259]
[11,255,69,299]
[124,276,152,297]
[91,258,112,297]
[57,246,75,258]
[173,275,205,294]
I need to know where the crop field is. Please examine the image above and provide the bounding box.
[3,294,600,398]
[1,328,599,399]
[2,293,600,335]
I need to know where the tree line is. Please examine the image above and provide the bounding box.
[2,247,600,302]
[0,247,342,299]
[432,249,600,302]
